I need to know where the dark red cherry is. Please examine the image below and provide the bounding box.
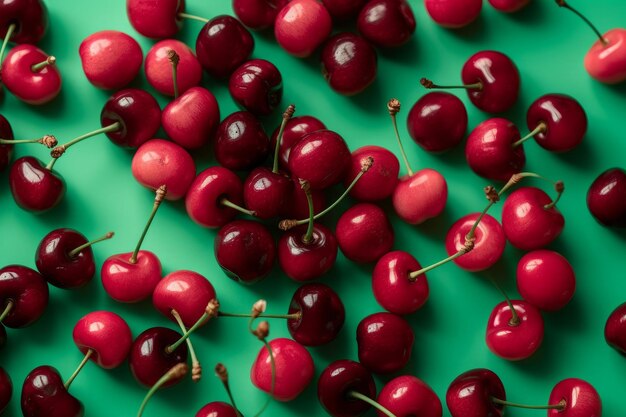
[321,33,377,96]
[357,0,416,47]
[526,94,587,152]
[446,368,505,417]
[377,375,442,417]
[488,0,530,13]
[336,203,394,263]
[0,114,14,172]
[346,146,399,202]
[282,178,328,218]
[196,15,254,79]
[196,402,239,417]
[243,168,293,219]
[233,0,288,30]
[356,312,413,374]
[0,367,10,413]
[270,115,327,170]
[126,0,184,39]
[9,156,64,213]
[322,0,367,20]
[229,59,283,115]
[0,325,6,349]
[0,0,48,44]
[605,302,626,354]
[0,265,49,328]
[214,111,270,171]
[288,283,345,346]
[317,360,376,417]
[278,223,338,281]
[21,366,83,417]
[587,168,626,228]
[129,327,188,388]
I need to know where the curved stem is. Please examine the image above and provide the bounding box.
[130,186,167,264]
[555,1,607,45]
[347,391,398,417]
[492,396,566,410]
[490,279,520,326]
[171,310,201,382]
[48,122,121,168]
[167,50,180,99]
[218,311,301,320]
[31,56,56,72]
[0,23,16,66]
[420,77,483,91]
[300,180,315,244]
[178,12,209,23]
[215,364,242,417]
[166,306,210,354]
[0,135,57,147]
[512,122,547,148]
[408,249,471,281]
[273,105,295,173]
[64,349,93,389]
[544,181,564,210]
[220,198,256,216]
[68,232,114,258]
[0,300,14,322]
[252,338,275,417]
[137,364,188,417]
[387,99,413,176]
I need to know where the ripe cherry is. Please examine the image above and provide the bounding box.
[288,283,345,346]
[129,327,188,387]
[317,360,376,417]
[346,146,399,202]
[270,114,326,170]
[336,203,394,263]
[358,0,416,47]
[0,0,48,44]
[425,0,482,28]
[274,0,332,57]
[377,375,442,417]
[2,44,60,105]
[21,366,83,417]
[196,402,239,417]
[486,299,544,361]
[488,0,530,13]
[548,378,602,416]
[126,0,185,39]
[0,114,14,171]
[356,312,414,374]
[322,0,367,20]
[605,302,626,354]
[0,265,49,328]
[321,33,377,95]
[229,59,283,115]
[145,40,202,97]
[446,368,506,417]
[215,111,270,171]
[9,156,65,213]
[72,310,133,369]
[587,167,626,228]
[233,0,289,30]
[0,367,10,414]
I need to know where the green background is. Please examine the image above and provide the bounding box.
[1,0,625,416]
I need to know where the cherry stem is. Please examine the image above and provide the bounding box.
[64,349,93,390]
[218,311,301,320]
[220,198,256,216]
[347,391,398,417]
[492,397,566,411]
[491,278,520,326]
[272,104,296,173]
[420,77,483,91]
[68,232,114,258]
[0,135,57,148]
[215,364,242,417]
[137,363,188,417]
[0,300,14,323]
[166,303,211,354]
[0,23,16,67]
[555,0,608,45]
[171,310,202,382]
[512,122,548,148]
[296,180,315,244]
[167,49,180,99]
[178,12,210,23]
[387,99,413,176]
[31,56,56,72]
[129,185,167,264]
[46,122,121,170]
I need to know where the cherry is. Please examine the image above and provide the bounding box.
[0,265,48,328]
[230,59,283,115]
[244,167,292,219]
[356,312,414,374]
[196,15,254,79]
[346,146,399,202]
[145,40,202,97]
[548,378,602,416]
[587,167,626,228]
[486,299,544,360]
[556,0,626,84]
[424,0,482,28]
[35,229,114,289]
[78,30,142,90]
[517,250,576,311]
[0,0,48,44]
[9,156,65,212]
[270,114,326,170]
[377,375,442,417]
[357,0,416,47]
[407,92,468,153]
[21,366,83,417]
[233,0,288,30]
[372,251,429,315]
[0,367,10,414]
[101,186,166,303]
[196,402,239,417]
[445,212,506,271]
[129,327,188,387]
[446,368,506,417]
[282,177,327,219]
[137,363,188,417]
[336,203,394,263]
[0,114,14,171]
[605,302,626,354]
[214,220,276,284]
[288,283,345,346]
[2,44,60,105]
[274,0,332,57]
[126,0,187,39]
[321,33,377,95]
[488,0,530,13]
[317,359,376,417]
[251,337,315,401]
[215,111,270,171]
[322,0,367,20]
[72,310,133,369]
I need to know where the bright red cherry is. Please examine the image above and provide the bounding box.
[288,283,345,346]
[486,299,544,361]
[126,0,184,39]
[322,0,367,20]
[377,375,442,417]
[214,111,270,171]
[9,156,65,213]
[587,168,626,228]
[525,94,587,152]
[153,270,216,327]
[251,337,315,401]
[357,0,416,47]
[195,402,239,417]
[229,59,283,115]
[274,0,332,57]
[488,0,530,13]
[548,378,602,417]
[393,168,448,224]
[321,33,377,95]
[425,0,482,28]
[0,265,49,328]
[0,0,48,44]
[2,44,60,105]
[336,203,394,263]
[233,0,289,30]
[346,146,399,202]
[445,213,506,271]
[145,39,202,97]
[129,327,188,388]
[446,368,505,417]
[72,311,133,369]
[317,360,376,417]
[0,114,14,171]
[21,366,83,417]
[605,302,626,354]
[0,367,10,414]
[270,115,326,170]
[78,30,143,90]
[356,312,413,374]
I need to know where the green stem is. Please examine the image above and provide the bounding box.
[555,1,608,45]
[47,122,121,169]
[512,122,547,148]
[64,349,93,389]
[0,23,16,66]
[492,397,566,410]
[68,232,114,258]
[388,99,413,176]
[0,136,55,146]
[178,12,210,23]
[347,391,398,417]
[420,77,483,91]
[137,364,188,417]
[171,310,201,382]
[301,181,315,244]
[31,56,56,72]
[490,279,520,326]
[129,186,167,264]
[252,339,276,417]
[220,198,256,217]
[218,311,301,320]
[0,300,14,322]
[215,364,242,417]
[166,306,209,354]
[272,105,295,173]
[408,249,470,281]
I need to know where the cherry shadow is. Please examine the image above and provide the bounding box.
[440,14,489,45]
[496,0,547,23]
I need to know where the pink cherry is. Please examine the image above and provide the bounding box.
[336,203,394,263]
[392,168,447,225]
[346,146,399,202]
[274,0,332,57]
[445,213,506,271]
[486,299,544,361]
[145,39,202,96]
[584,28,626,84]
[72,311,133,369]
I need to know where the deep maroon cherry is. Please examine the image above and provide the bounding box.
[0,367,11,414]
[270,115,327,170]
[21,366,83,417]
[425,0,482,28]
[243,167,293,219]
[129,327,188,388]
[233,0,289,30]
[0,325,6,349]
[196,402,239,417]
[9,156,65,213]
[321,33,377,96]
[72,310,133,369]
[282,177,327,219]
[346,146,399,202]
[229,59,283,115]
[357,0,416,47]
[356,312,414,374]
[317,360,376,417]
[322,0,367,20]
[587,167,626,228]
[446,368,505,417]
[126,0,185,39]
[278,223,338,281]
[288,283,345,346]
[2,44,61,105]
[196,15,254,79]
[336,203,394,263]
[605,302,626,354]
[0,114,13,171]
[0,265,49,328]
[274,0,332,57]
[214,111,270,171]
[0,0,48,44]
[377,375,442,417]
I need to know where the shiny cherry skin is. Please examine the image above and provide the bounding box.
[488,0,530,13]
[100,88,161,149]
[587,168,626,228]
[101,250,162,303]
[288,130,351,190]
[0,367,10,414]
[445,213,506,271]
[129,327,188,388]
[2,44,61,105]
[196,402,239,417]
[584,28,626,84]
[274,0,332,57]
[9,156,64,213]
[215,111,270,171]
[392,168,448,225]
[356,312,413,374]
[425,0,481,28]
[346,146,399,202]
[317,359,375,417]
[126,0,184,39]
[21,366,83,417]
[72,311,133,369]
[145,39,202,97]
[35,228,97,289]
[462,51,520,113]
[251,337,315,401]
[196,15,254,79]
[321,33,377,95]
[162,86,220,150]
[271,115,327,170]
[372,251,429,315]
[516,250,576,311]
[185,166,245,228]
[233,0,288,30]
[0,265,49,328]
[288,283,345,346]
[486,299,544,361]
[131,139,196,200]
[214,220,276,283]
[243,168,292,219]
[377,375,442,417]
[153,270,216,326]
[322,0,367,20]
[282,178,327,219]
[548,379,602,417]
[0,0,48,44]
[336,203,394,263]
[78,30,143,90]
[465,118,525,181]
[446,368,505,417]
[526,94,587,152]
[501,187,565,250]
[605,302,626,354]
[0,114,14,172]
[229,59,283,115]
[357,0,416,47]
[407,92,468,153]
[278,223,338,281]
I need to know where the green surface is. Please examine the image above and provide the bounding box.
[1,0,625,416]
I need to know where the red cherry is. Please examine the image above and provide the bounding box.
[243,168,293,219]
[446,368,505,417]
[393,169,448,225]
[229,59,283,115]
[233,0,288,30]
[9,156,65,213]
[79,30,143,90]
[129,327,188,388]
[317,360,376,417]
[548,378,602,417]
[605,302,626,354]
[195,402,239,417]
[72,311,133,369]
[321,33,377,95]
[0,114,14,171]
[126,0,184,39]
[357,0,416,47]
[587,167,626,228]
[145,39,202,97]
[377,375,442,417]
[21,366,83,417]
[274,0,332,57]
[0,265,48,328]
[486,299,544,361]
[425,0,482,28]
[153,270,216,327]
[2,44,61,105]
[445,213,506,271]
[488,0,530,13]
[462,51,520,113]
[346,146,399,202]
[282,177,327,218]
[278,223,338,281]
[270,115,326,170]
[336,203,394,263]
[322,0,367,20]
[0,0,48,44]
[0,367,10,414]
[251,337,315,401]
[214,111,270,171]
[525,94,587,152]
[356,312,414,374]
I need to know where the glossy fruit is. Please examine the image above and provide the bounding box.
[584,28,626,84]
[317,359,376,417]
[356,312,413,374]
[392,169,448,225]
[214,111,270,171]
[346,146,399,201]
[0,0,48,44]
[229,59,283,115]
[445,213,506,271]
[129,327,188,388]
[0,265,49,328]
[278,223,338,281]
[144,39,202,96]
[322,0,367,20]
[548,378,602,417]
[488,0,530,13]
[243,168,292,219]
[271,115,327,170]
[101,250,162,303]
[605,302,626,354]
[486,299,544,360]
[274,0,332,57]
[587,168,626,228]
[9,156,65,213]
[195,402,239,417]
[0,367,10,414]
[425,0,482,28]
[126,0,184,39]
[446,368,505,417]
[321,33,377,95]
[357,0,416,47]
[526,94,587,152]
[0,114,14,172]
[21,366,83,417]
[72,310,133,369]
[233,0,288,30]
[377,375,442,417]
[2,44,61,105]
[336,203,394,263]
